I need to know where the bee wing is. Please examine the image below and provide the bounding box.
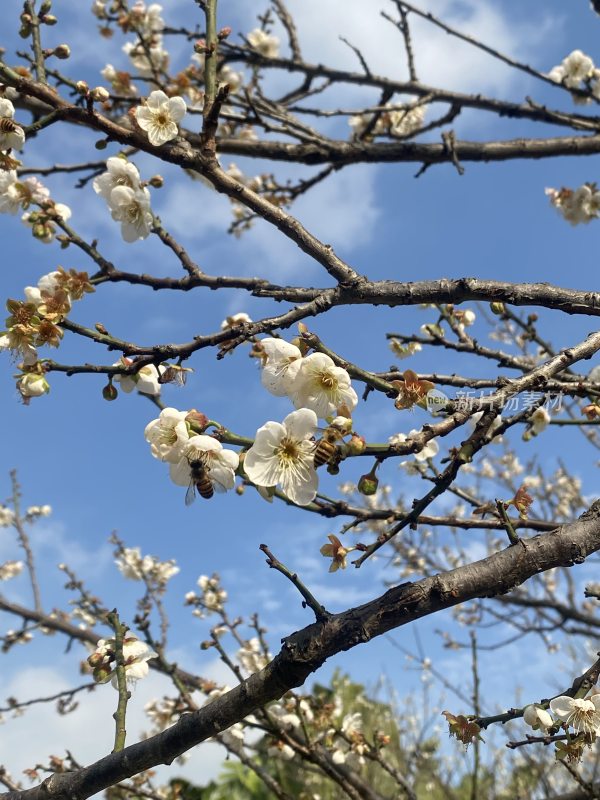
[185,481,197,505]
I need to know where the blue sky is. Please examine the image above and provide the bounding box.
[1,0,600,786]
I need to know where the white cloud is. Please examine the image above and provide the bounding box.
[286,0,555,94]
[0,662,234,790]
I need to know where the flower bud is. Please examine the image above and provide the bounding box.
[90,86,110,102]
[358,472,378,496]
[87,651,105,668]
[489,302,505,316]
[102,381,118,401]
[40,0,53,14]
[218,26,232,40]
[326,463,340,475]
[42,14,58,25]
[148,174,164,188]
[94,138,108,149]
[93,663,113,684]
[185,410,209,430]
[194,39,207,53]
[54,44,71,59]
[75,80,89,95]
[346,433,366,455]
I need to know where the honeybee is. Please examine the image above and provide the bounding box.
[313,424,346,468]
[0,118,21,134]
[185,458,214,504]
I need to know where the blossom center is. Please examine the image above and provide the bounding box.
[276,436,301,463]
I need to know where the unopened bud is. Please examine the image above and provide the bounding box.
[200,640,214,650]
[218,26,232,40]
[32,222,48,239]
[75,80,89,95]
[56,234,70,249]
[40,0,53,14]
[19,23,32,38]
[93,664,113,683]
[87,651,105,668]
[42,14,58,25]
[148,174,163,188]
[235,484,245,496]
[54,44,71,59]
[102,381,118,401]
[90,86,110,102]
[326,463,340,475]
[346,433,366,455]
[357,472,378,496]
[194,39,207,53]
[185,410,209,430]
[489,301,505,316]
[94,138,108,149]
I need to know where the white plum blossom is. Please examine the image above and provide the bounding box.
[523,704,553,732]
[0,171,49,214]
[0,331,38,365]
[0,506,15,527]
[123,40,169,76]
[549,694,600,735]
[108,185,153,241]
[267,741,295,761]
[93,157,142,200]
[196,574,227,612]
[260,337,303,396]
[134,90,187,146]
[219,65,243,93]
[91,635,158,688]
[24,270,65,308]
[389,105,426,137]
[350,103,425,139]
[237,637,269,674]
[0,561,24,581]
[269,702,301,730]
[17,372,49,397]
[389,339,422,360]
[246,28,280,58]
[389,430,439,461]
[0,98,25,151]
[130,2,165,35]
[244,408,319,505]
[169,435,239,494]
[25,505,52,518]
[548,50,594,89]
[221,312,252,330]
[546,184,600,225]
[290,353,358,419]
[144,407,190,462]
[101,64,138,96]
[341,712,363,737]
[114,361,164,395]
[115,546,179,584]
[530,406,551,434]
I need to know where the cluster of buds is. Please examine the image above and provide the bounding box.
[2,268,94,402]
[19,1,57,37]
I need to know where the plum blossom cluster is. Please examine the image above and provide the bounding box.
[0,168,73,244]
[257,337,358,419]
[522,690,600,760]
[0,560,24,581]
[246,28,280,58]
[144,408,239,501]
[548,49,600,102]
[185,574,228,617]
[112,357,166,397]
[93,156,154,242]
[115,546,179,586]
[87,634,157,688]
[545,184,600,225]
[1,268,94,401]
[349,103,425,140]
